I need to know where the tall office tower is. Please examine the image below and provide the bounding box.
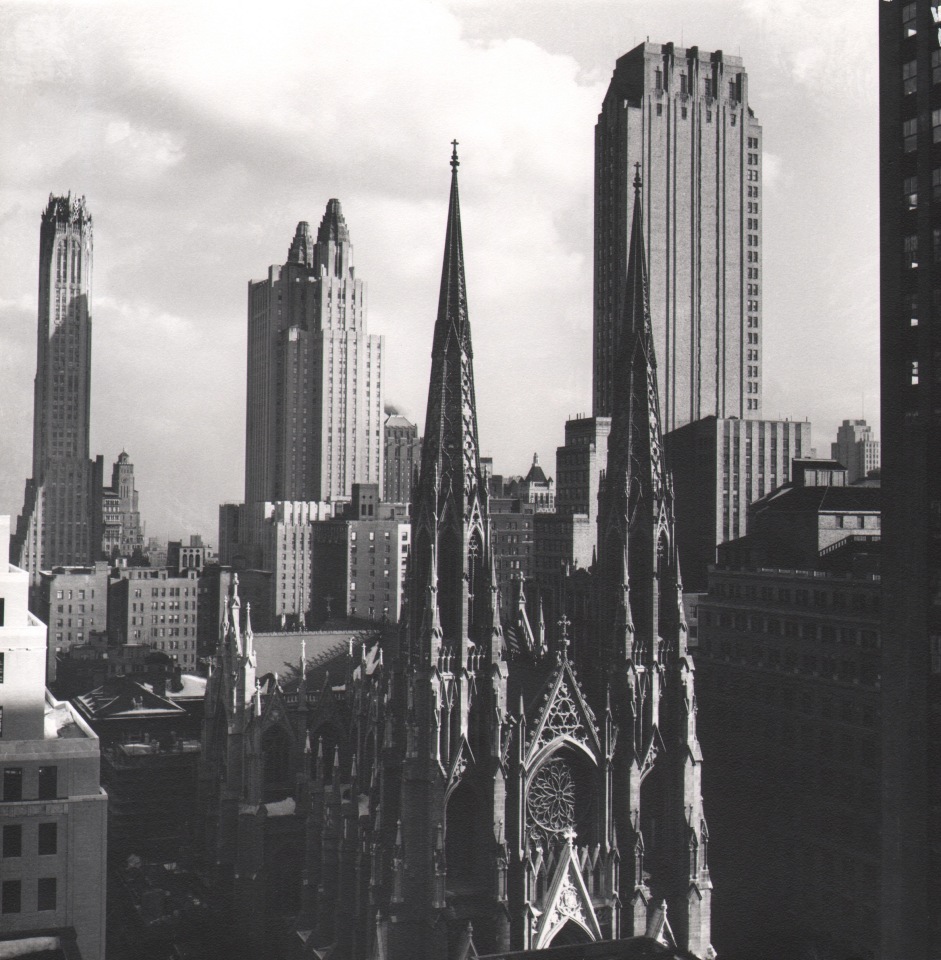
[0,515,108,959]
[595,42,762,431]
[831,418,881,483]
[245,200,383,506]
[383,412,420,504]
[12,195,99,583]
[879,3,941,955]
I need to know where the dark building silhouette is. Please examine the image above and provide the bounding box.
[198,153,713,959]
[695,463,880,958]
[879,3,941,956]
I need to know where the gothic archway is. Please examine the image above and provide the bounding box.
[445,780,481,896]
[548,919,592,947]
[262,726,291,802]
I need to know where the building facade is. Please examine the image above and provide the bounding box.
[595,43,762,430]
[831,419,881,483]
[555,416,611,523]
[37,561,110,681]
[383,413,420,505]
[665,416,812,591]
[12,195,100,583]
[245,200,383,506]
[309,491,411,625]
[879,3,941,954]
[101,451,144,560]
[694,472,880,958]
[197,154,713,960]
[108,567,200,669]
[0,516,107,959]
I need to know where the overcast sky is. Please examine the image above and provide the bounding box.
[0,0,879,543]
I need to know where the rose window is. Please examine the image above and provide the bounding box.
[528,759,576,834]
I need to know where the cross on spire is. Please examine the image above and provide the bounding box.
[558,614,572,655]
[451,140,460,170]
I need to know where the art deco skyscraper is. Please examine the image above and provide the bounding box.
[595,42,762,432]
[245,200,383,505]
[879,2,941,955]
[12,194,99,582]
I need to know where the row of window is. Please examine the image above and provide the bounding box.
[1,878,57,914]
[2,767,57,800]
[3,822,58,857]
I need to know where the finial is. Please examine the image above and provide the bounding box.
[558,614,572,655]
[633,162,642,193]
[450,140,460,172]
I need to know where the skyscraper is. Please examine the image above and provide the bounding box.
[245,200,383,505]
[12,194,99,583]
[595,42,762,431]
[879,2,941,955]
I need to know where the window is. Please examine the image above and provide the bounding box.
[934,109,941,144]
[680,73,688,95]
[655,68,663,92]
[3,768,22,802]
[902,2,917,37]
[904,175,918,209]
[2,880,21,914]
[747,169,758,182]
[934,49,941,84]
[904,118,918,152]
[38,767,57,800]
[37,877,56,912]
[905,234,919,267]
[903,59,918,95]
[3,824,22,857]
[656,103,663,117]
[681,105,688,120]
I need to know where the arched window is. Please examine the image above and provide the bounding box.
[445,782,478,895]
[263,727,291,802]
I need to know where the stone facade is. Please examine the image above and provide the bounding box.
[197,153,713,960]
[383,414,420,505]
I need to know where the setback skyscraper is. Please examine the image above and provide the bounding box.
[879,1,941,955]
[245,200,383,505]
[595,42,762,431]
[12,194,99,583]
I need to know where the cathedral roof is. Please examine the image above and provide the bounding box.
[476,935,701,959]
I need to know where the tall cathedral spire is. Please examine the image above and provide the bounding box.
[595,169,712,956]
[406,142,489,665]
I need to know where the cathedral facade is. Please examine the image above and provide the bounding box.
[199,152,713,960]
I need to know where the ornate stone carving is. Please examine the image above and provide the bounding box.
[528,759,576,835]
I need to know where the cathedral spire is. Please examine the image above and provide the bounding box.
[406,143,488,663]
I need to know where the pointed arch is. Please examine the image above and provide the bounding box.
[445,779,483,896]
[262,725,291,802]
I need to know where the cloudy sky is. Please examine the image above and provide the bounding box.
[0,0,878,543]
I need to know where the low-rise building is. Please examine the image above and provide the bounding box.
[0,515,107,959]
[665,415,813,591]
[108,568,200,669]
[36,561,110,681]
[167,534,212,576]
